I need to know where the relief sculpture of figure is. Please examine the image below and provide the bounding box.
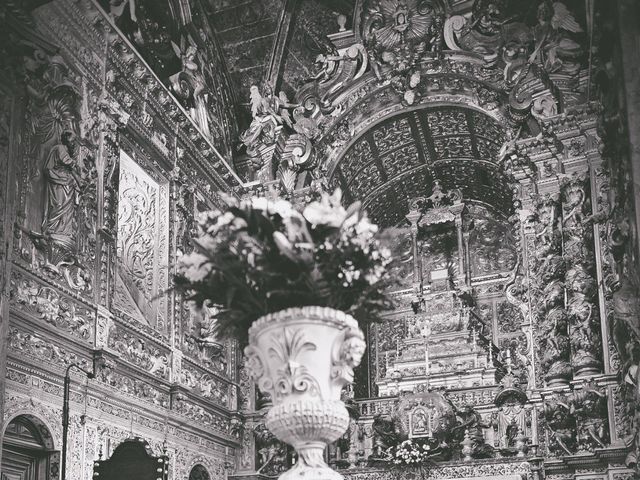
[171,38,210,137]
[529,1,583,75]
[42,130,82,253]
[450,404,493,458]
[371,413,406,458]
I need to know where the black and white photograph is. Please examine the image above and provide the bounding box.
[0,0,639,478]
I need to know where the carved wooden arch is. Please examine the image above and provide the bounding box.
[297,56,519,191]
[185,454,225,479]
[2,399,63,452]
[2,413,57,451]
[325,99,508,179]
[2,408,62,480]
[311,99,517,225]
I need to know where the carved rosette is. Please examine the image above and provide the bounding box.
[244,306,366,480]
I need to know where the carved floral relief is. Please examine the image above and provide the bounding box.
[10,270,95,342]
[114,150,169,330]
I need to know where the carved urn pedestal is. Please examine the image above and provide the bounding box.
[244,307,366,480]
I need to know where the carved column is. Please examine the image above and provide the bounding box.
[234,360,258,475]
[462,220,472,288]
[0,67,24,463]
[533,194,573,386]
[94,92,128,309]
[170,348,183,385]
[95,306,114,350]
[455,214,466,286]
[406,208,422,294]
[561,174,602,377]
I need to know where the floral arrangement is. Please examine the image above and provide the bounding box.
[174,189,393,346]
[386,438,439,466]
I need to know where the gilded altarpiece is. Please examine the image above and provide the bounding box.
[2,0,242,478]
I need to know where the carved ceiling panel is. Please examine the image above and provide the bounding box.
[431,160,512,213]
[349,161,384,193]
[339,138,374,185]
[363,166,435,226]
[335,106,513,226]
[373,116,414,153]
[379,143,422,179]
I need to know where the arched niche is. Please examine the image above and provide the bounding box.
[1,414,60,480]
[189,463,211,480]
[328,104,515,225]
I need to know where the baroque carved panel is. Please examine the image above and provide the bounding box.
[114,150,169,330]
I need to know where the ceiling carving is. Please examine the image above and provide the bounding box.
[204,0,282,93]
[330,105,513,226]
[205,0,353,101]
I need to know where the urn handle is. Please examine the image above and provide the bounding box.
[331,325,366,385]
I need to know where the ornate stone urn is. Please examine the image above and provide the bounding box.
[244,306,366,480]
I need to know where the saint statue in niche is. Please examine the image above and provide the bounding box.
[41,130,82,253]
[410,407,431,437]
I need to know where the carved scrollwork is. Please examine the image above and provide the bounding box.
[269,328,320,399]
[245,327,322,401]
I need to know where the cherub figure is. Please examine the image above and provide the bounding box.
[311,48,344,82]
[529,1,583,75]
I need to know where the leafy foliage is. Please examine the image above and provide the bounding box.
[174,190,394,347]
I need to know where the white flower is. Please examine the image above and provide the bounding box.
[196,209,221,227]
[250,197,269,211]
[273,231,298,261]
[267,198,298,218]
[303,189,347,227]
[178,252,212,282]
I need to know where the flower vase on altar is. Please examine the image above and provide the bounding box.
[173,189,392,480]
[245,306,365,480]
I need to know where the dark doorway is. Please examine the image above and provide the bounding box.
[189,464,211,480]
[1,414,59,480]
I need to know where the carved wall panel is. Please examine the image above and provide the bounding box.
[179,358,232,409]
[114,150,169,330]
[1,1,242,476]
[465,205,517,277]
[11,41,98,296]
[10,268,95,343]
[107,323,170,381]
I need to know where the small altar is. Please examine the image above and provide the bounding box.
[341,459,534,480]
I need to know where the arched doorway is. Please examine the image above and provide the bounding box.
[1,414,59,480]
[189,464,210,480]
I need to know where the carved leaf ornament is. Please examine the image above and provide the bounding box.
[246,327,321,401]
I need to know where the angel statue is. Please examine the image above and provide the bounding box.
[529,1,583,75]
[240,84,299,156]
[171,37,210,136]
[310,47,344,82]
